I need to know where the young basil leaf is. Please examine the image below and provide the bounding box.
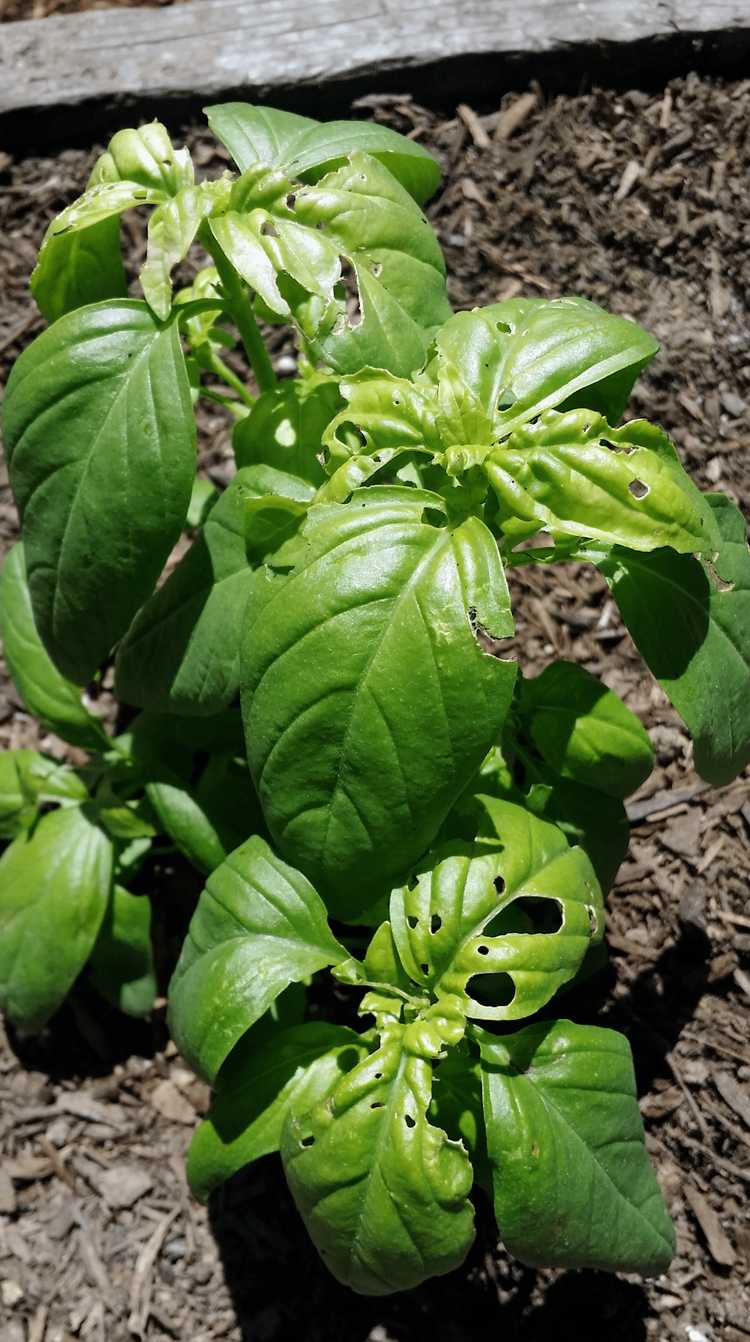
[523,777,629,894]
[205,103,441,204]
[0,749,88,840]
[4,301,196,683]
[242,486,516,919]
[485,410,715,553]
[478,1019,675,1274]
[322,370,441,470]
[115,468,266,717]
[88,885,156,1018]
[429,1045,490,1187]
[597,492,750,786]
[193,753,267,856]
[0,544,108,751]
[281,1019,475,1295]
[95,121,195,195]
[187,1021,366,1202]
[168,835,347,1082]
[390,795,603,1023]
[0,805,113,1033]
[519,660,653,799]
[141,179,232,320]
[145,777,232,876]
[233,379,339,484]
[186,476,219,529]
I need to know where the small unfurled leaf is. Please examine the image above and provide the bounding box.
[205,102,441,203]
[233,379,339,484]
[242,487,516,918]
[188,1022,366,1201]
[168,836,347,1082]
[390,796,603,1023]
[0,805,113,1032]
[478,1019,675,1274]
[0,749,87,839]
[281,1019,475,1295]
[94,121,195,196]
[0,544,107,751]
[3,301,196,684]
[598,492,750,785]
[141,179,232,319]
[485,411,716,553]
[115,469,265,717]
[322,370,440,470]
[88,885,156,1018]
[519,660,653,798]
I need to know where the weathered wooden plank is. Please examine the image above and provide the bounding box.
[1,0,749,145]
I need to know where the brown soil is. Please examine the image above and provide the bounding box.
[1,74,749,1342]
[1,0,190,21]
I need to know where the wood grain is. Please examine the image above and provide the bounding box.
[1,0,749,144]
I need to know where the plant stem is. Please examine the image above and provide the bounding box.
[207,351,256,408]
[202,231,277,393]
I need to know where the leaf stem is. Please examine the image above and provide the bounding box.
[202,231,277,393]
[207,351,256,408]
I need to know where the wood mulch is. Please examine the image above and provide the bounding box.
[0,68,749,1342]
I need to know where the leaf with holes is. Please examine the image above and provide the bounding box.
[188,1022,367,1202]
[168,835,347,1082]
[0,544,108,750]
[241,486,516,918]
[234,378,339,483]
[3,301,196,684]
[115,468,274,717]
[281,1018,475,1295]
[389,795,603,1023]
[205,102,441,203]
[484,410,716,552]
[32,122,193,322]
[478,1019,675,1273]
[0,805,113,1032]
[518,660,653,798]
[597,491,750,785]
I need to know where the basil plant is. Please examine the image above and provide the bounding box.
[2,102,748,1294]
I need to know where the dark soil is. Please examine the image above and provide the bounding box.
[1,72,750,1342]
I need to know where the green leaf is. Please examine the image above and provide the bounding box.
[390,795,603,1023]
[478,1019,675,1274]
[429,1045,489,1185]
[115,469,265,717]
[205,103,441,203]
[0,749,87,839]
[186,476,219,528]
[240,464,317,565]
[193,753,267,857]
[168,835,347,1082]
[145,777,232,875]
[0,544,108,750]
[233,379,339,484]
[485,411,715,553]
[519,661,653,798]
[88,885,156,1018]
[187,1021,366,1202]
[522,777,629,894]
[597,492,750,785]
[281,1018,475,1295]
[141,180,232,320]
[0,805,113,1032]
[322,370,441,470]
[242,487,516,918]
[30,216,127,327]
[210,152,450,377]
[94,121,195,195]
[3,301,196,683]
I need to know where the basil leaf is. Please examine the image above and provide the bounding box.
[31,217,127,326]
[3,301,196,683]
[0,805,113,1032]
[522,777,629,894]
[168,835,347,1082]
[234,379,339,484]
[485,410,715,553]
[0,749,87,840]
[145,777,232,875]
[115,468,265,717]
[597,492,750,785]
[0,544,107,751]
[141,180,231,320]
[281,1020,475,1294]
[205,103,441,203]
[390,796,603,1023]
[519,660,653,798]
[429,1045,489,1186]
[88,885,156,1018]
[478,1019,675,1274]
[242,487,516,919]
[187,1022,366,1202]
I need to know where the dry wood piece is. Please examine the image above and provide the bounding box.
[457,103,491,149]
[715,1071,750,1129]
[494,92,538,141]
[683,1184,736,1268]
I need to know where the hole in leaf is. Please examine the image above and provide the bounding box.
[511,896,564,934]
[430,915,442,934]
[628,478,650,499]
[300,1135,315,1147]
[285,192,297,211]
[372,262,383,278]
[404,1114,416,1128]
[420,963,429,976]
[494,874,506,896]
[374,1072,383,1080]
[407,915,418,930]
[392,390,401,406]
[335,421,367,450]
[260,219,279,238]
[477,945,489,955]
[497,387,516,411]
[371,1101,384,1110]
[467,972,516,1007]
[338,258,363,328]
[586,904,599,934]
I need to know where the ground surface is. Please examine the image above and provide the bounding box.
[1,68,749,1342]
[2,0,189,21]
